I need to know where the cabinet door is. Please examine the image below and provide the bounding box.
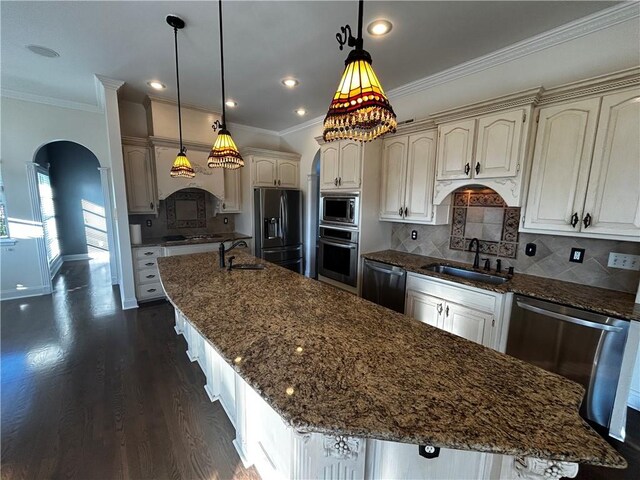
[436,119,476,180]
[253,157,278,187]
[338,140,362,188]
[277,159,299,188]
[523,98,600,233]
[222,169,242,213]
[474,109,525,179]
[405,289,443,328]
[380,137,408,220]
[123,145,156,213]
[443,301,492,347]
[405,131,437,223]
[320,144,340,189]
[582,90,640,237]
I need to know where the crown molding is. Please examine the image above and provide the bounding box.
[148,135,212,152]
[0,88,102,113]
[388,2,639,101]
[121,135,150,147]
[95,75,125,91]
[241,147,300,161]
[278,115,324,137]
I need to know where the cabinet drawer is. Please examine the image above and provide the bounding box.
[136,282,164,300]
[406,273,496,314]
[137,268,160,285]
[136,257,159,270]
[133,247,163,259]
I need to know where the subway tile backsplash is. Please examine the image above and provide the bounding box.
[391,223,640,293]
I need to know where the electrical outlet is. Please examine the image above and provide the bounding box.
[608,252,640,270]
[569,247,585,263]
[223,217,229,225]
[411,230,418,240]
[145,220,152,227]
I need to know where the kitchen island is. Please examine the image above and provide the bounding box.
[157,251,625,480]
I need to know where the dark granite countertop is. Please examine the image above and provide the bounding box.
[363,250,640,322]
[133,232,252,248]
[157,250,625,468]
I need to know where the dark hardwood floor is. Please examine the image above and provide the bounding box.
[1,258,260,480]
[1,257,638,479]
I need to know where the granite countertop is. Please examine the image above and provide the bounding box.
[134,232,252,248]
[157,251,625,468]
[363,250,640,322]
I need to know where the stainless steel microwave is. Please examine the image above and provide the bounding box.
[320,193,359,228]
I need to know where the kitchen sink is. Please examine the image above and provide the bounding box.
[422,264,509,285]
[229,264,265,270]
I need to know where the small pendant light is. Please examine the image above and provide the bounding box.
[323,0,397,143]
[208,0,244,170]
[168,15,195,178]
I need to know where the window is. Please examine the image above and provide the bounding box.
[0,171,13,244]
[36,170,61,266]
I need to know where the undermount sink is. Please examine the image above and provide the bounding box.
[230,264,265,270]
[422,264,509,285]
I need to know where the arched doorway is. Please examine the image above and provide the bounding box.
[33,141,111,287]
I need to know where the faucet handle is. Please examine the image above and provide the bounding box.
[227,256,236,271]
[495,259,502,273]
[482,258,491,271]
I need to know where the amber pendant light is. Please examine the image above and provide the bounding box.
[168,15,195,178]
[323,0,397,143]
[208,0,244,169]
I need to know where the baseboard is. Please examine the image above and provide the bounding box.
[174,325,183,335]
[232,439,254,468]
[629,389,640,411]
[186,349,198,362]
[204,384,218,403]
[219,397,237,429]
[0,285,50,301]
[50,256,63,278]
[62,253,92,262]
[121,297,138,310]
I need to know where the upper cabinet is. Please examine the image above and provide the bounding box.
[320,140,362,190]
[523,88,640,240]
[380,130,448,224]
[221,169,242,213]
[244,148,301,189]
[436,108,527,182]
[123,142,157,214]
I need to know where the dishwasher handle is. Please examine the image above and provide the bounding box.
[365,261,405,276]
[516,300,623,333]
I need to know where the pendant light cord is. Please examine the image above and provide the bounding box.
[357,0,363,44]
[173,26,184,153]
[218,0,226,128]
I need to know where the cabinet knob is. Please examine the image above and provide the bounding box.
[404,207,408,217]
[445,306,450,317]
[475,162,480,175]
[150,202,154,210]
[583,213,592,229]
[222,203,226,209]
[464,163,470,175]
[278,179,281,186]
[334,178,338,186]
[399,207,403,217]
[338,177,342,186]
[437,303,443,315]
[570,212,579,228]
[274,180,277,186]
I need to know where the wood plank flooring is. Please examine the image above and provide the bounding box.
[1,259,260,480]
[1,257,638,479]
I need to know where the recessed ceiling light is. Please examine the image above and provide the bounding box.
[26,44,60,58]
[147,81,166,90]
[282,78,299,88]
[295,108,307,116]
[225,100,237,107]
[367,19,393,37]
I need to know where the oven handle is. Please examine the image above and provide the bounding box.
[516,301,623,332]
[319,239,357,249]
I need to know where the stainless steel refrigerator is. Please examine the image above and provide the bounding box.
[254,188,303,274]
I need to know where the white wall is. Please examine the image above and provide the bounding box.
[0,97,110,298]
[279,17,640,275]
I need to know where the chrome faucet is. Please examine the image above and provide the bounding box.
[219,240,248,268]
[469,238,481,269]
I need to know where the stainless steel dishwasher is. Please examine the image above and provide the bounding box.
[507,295,630,429]
[361,259,406,313]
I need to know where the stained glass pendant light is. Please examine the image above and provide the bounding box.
[323,0,397,143]
[208,0,244,169]
[168,15,195,178]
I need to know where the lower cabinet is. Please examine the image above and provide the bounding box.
[405,273,504,350]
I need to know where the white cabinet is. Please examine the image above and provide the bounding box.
[405,273,503,350]
[380,131,446,224]
[132,246,164,301]
[436,109,526,181]
[524,89,640,240]
[222,169,242,213]
[250,155,300,188]
[123,144,157,214]
[320,140,362,190]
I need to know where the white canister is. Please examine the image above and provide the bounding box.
[129,224,142,245]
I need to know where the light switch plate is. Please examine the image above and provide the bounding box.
[607,252,640,270]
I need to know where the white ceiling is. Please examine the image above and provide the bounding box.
[1,1,620,131]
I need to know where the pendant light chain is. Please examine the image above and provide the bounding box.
[219,0,226,129]
[174,26,184,153]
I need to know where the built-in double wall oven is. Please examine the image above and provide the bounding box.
[318,225,359,287]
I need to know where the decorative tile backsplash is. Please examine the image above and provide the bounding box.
[391,222,640,293]
[449,190,520,258]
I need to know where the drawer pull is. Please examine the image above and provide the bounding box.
[146,274,155,279]
[147,288,157,293]
[145,262,154,266]
[144,252,154,256]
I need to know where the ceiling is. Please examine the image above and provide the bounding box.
[1,1,620,132]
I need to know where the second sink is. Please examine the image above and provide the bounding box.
[422,264,509,285]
